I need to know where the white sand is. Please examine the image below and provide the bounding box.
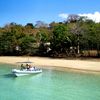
[0,56,100,72]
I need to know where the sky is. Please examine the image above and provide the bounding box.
[0,0,100,26]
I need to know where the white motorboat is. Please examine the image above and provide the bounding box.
[12,61,42,77]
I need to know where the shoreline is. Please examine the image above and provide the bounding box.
[0,56,100,73]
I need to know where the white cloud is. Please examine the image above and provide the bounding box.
[59,11,100,23]
[58,13,69,19]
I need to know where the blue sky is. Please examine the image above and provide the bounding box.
[0,0,100,26]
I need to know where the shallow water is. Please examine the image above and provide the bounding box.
[0,63,100,100]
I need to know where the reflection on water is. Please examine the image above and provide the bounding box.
[3,74,16,78]
[0,63,100,100]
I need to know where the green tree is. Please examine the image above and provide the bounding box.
[0,31,17,55]
[67,16,87,54]
[50,24,71,56]
[19,35,35,55]
[25,23,35,29]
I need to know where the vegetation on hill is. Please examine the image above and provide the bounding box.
[0,15,100,57]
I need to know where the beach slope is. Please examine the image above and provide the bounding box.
[0,56,100,72]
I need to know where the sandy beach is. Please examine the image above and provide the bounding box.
[0,56,100,72]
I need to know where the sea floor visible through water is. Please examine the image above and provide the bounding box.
[0,63,100,100]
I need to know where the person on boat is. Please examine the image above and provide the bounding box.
[26,64,29,68]
[33,67,35,70]
[21,64,25,70]
[26,64,30,70]
[29,65,34,71]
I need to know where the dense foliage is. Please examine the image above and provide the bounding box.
[0,16,100,57]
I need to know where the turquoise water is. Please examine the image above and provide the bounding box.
[0,63,100,100]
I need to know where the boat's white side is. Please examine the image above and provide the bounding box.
[12,68,42,76]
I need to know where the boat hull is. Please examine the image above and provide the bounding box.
[12,69,42,77]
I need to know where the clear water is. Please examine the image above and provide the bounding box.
[0,63,100,100]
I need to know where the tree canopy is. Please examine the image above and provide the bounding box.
[0,17,100,57]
